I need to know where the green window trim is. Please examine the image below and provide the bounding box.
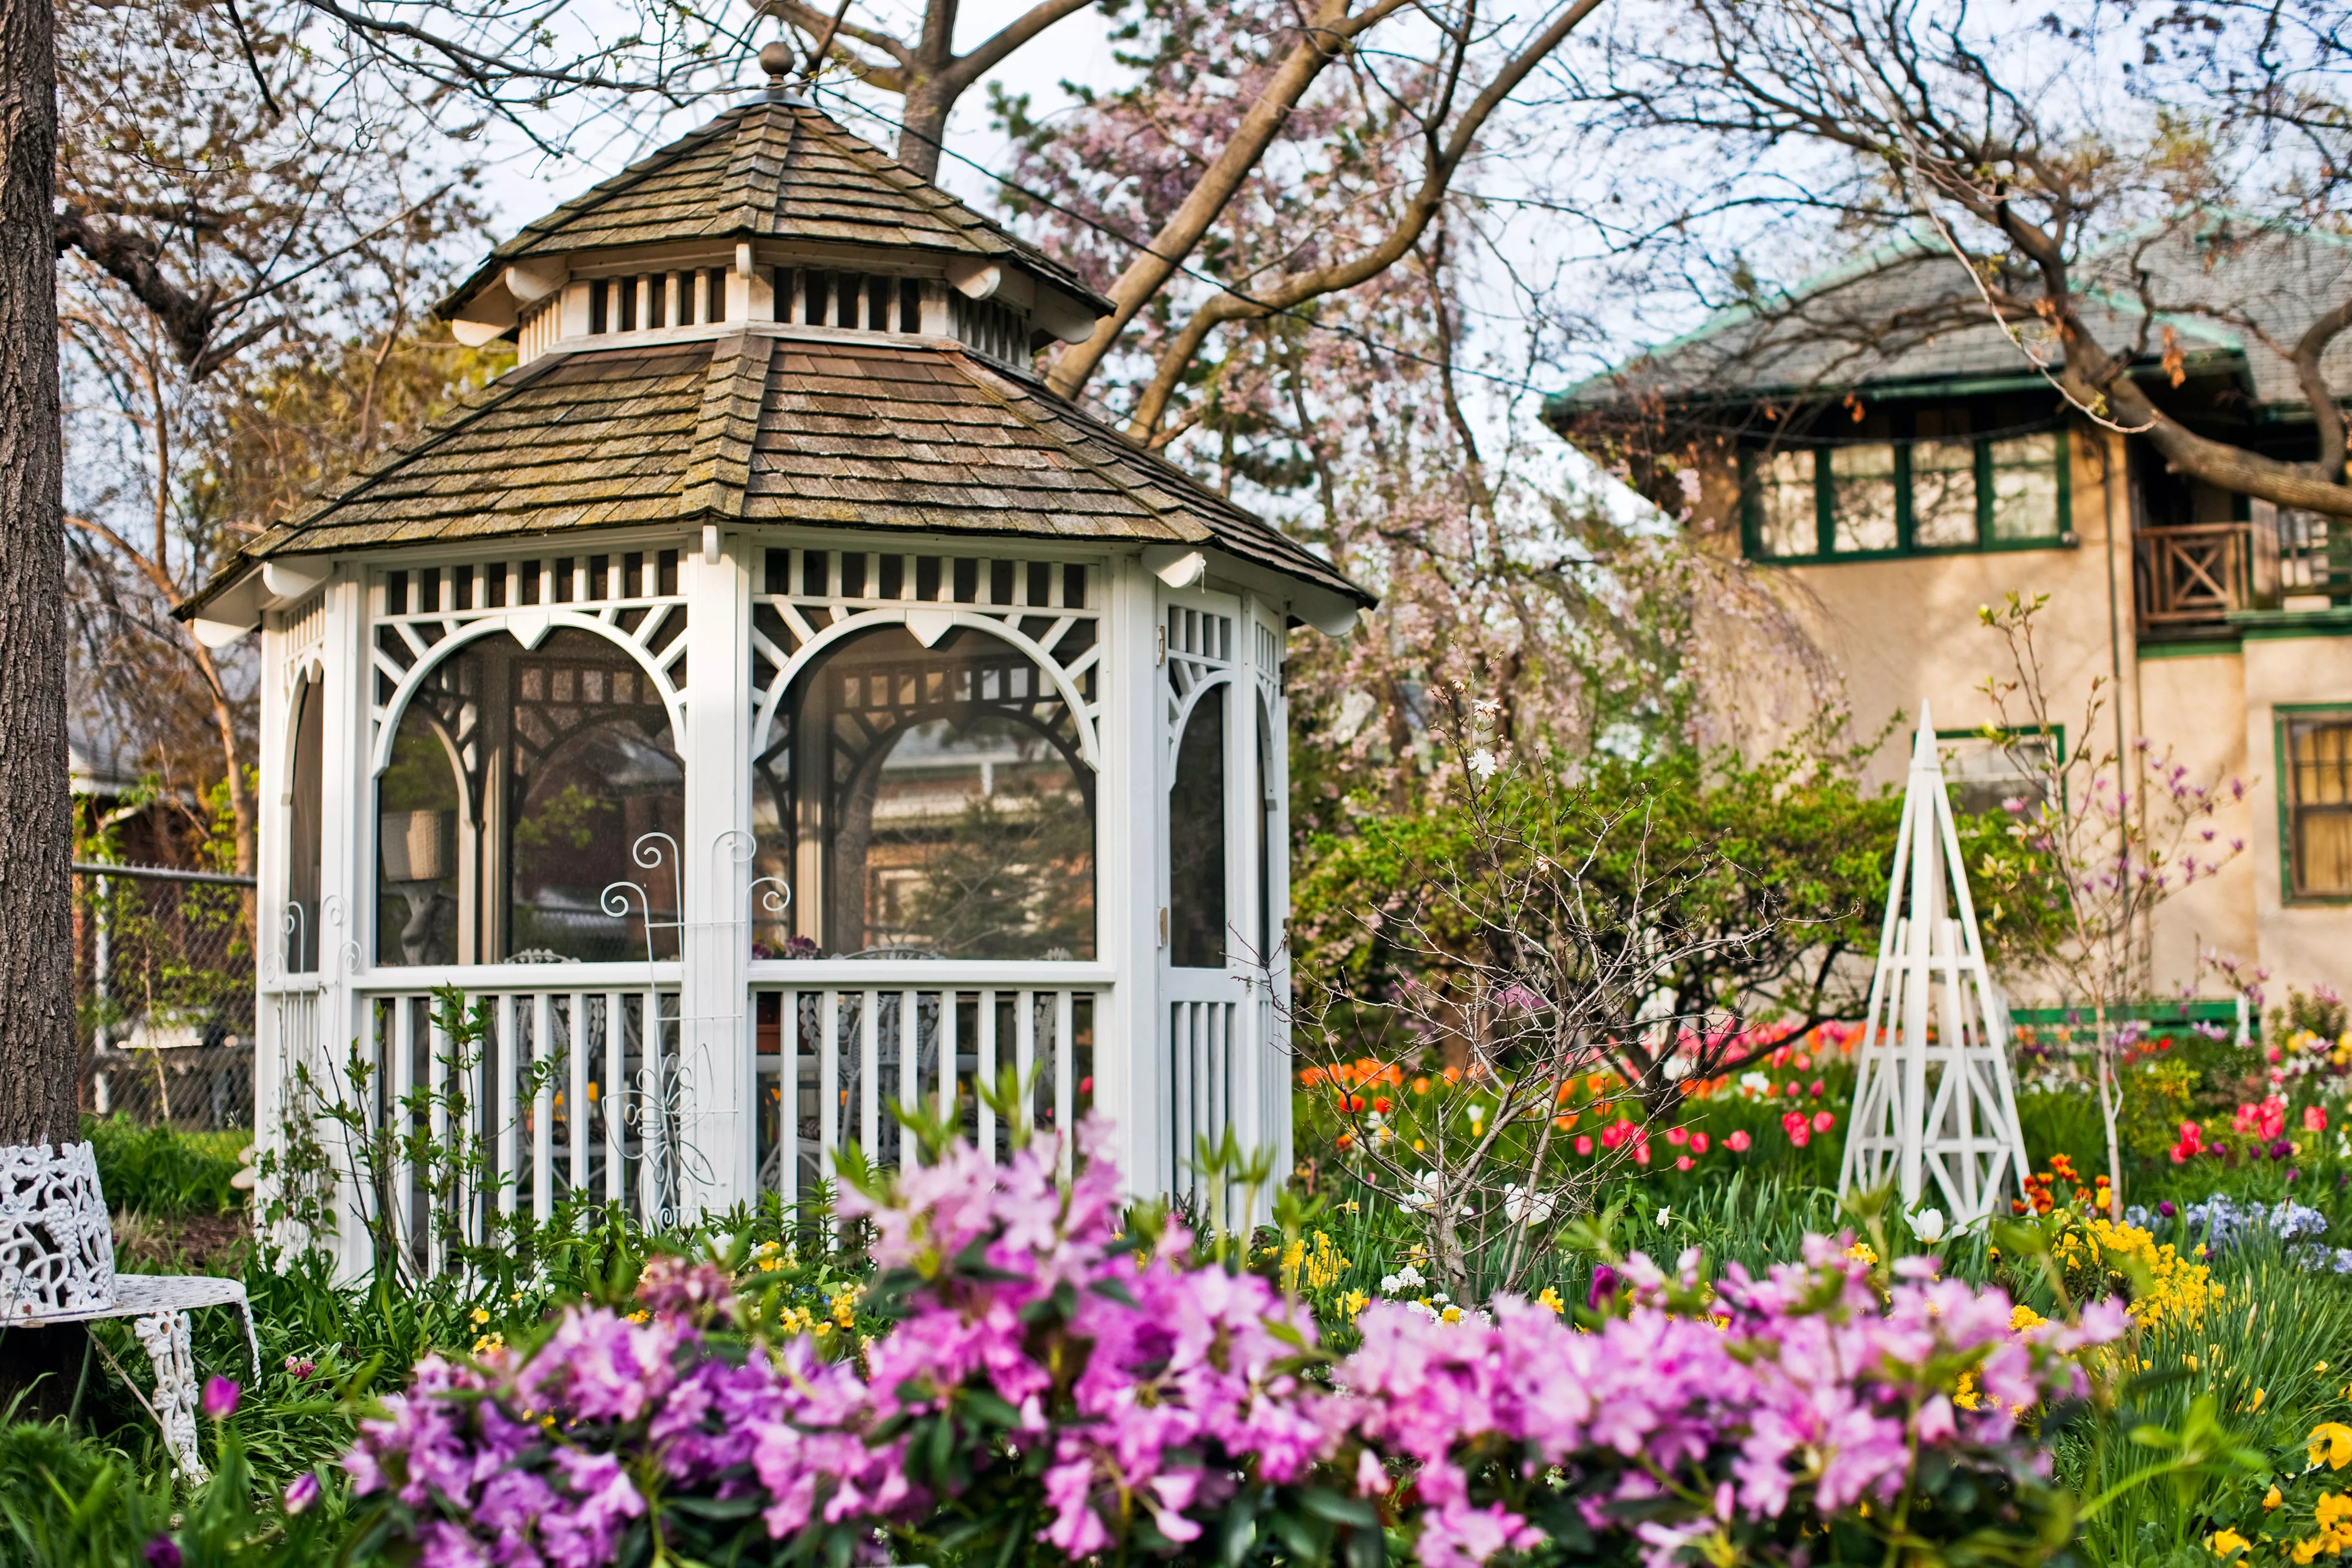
[2273,703,2352,907]
[1739,427,2073,564]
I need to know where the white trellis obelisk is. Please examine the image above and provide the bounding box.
[1838,705,2032,1223]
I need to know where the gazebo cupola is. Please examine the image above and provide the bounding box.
[179,51,1370,1274]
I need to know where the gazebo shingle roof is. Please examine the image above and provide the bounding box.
[180,92,1366,622]
[205,332,1367,605]
[440,98,1110,321]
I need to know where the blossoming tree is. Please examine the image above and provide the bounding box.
[1973,593,2247,1217]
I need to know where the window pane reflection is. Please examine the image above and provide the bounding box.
[1752,449,1816,558]
[752,626,1095,959]
[1829,443,1898,553]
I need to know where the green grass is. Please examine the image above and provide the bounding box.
[85,1116,247,1218]
[2056,1235,2352,1566]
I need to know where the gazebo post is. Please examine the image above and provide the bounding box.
[678,536,756,1215]
[1104,553,1165,1200]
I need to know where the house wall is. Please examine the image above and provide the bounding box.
[2134,646,2258,983]
[1692,424,2351,1000]
[2243,631,2352,985]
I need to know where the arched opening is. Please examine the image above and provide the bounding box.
[1168,687,1228,969]
[751,624,1095,959]
[286,671,324,973]
[375,627,684,965]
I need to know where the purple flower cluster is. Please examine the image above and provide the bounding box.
[346,1121,2121,1568]
[1340,1239,2122,1567]
[346,1278,897,1566]
[836,1118,1329,1554]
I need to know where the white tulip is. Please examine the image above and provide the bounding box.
[1908,1207,1948,1244]
[1503,1183,1555,1227]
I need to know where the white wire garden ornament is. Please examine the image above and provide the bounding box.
[1836,706,2033,1225]
[602,833,700,1226]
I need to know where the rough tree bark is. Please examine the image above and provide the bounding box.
[0,0,77,1151]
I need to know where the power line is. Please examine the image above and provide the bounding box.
[806,83,1574,404]
[810,82,2077,450]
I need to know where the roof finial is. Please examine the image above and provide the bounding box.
[757,41,799,100]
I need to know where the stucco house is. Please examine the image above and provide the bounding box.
[1547,219,2352,997]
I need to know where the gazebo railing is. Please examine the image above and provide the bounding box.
[345,968,683,1272]
[750,965,1105,1200]
[309,964,1102,1273]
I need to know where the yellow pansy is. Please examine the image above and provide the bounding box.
[2313,1423,2352,1471]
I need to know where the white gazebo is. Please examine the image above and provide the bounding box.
[179,58,1369,1275]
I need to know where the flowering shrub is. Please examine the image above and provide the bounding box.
[2042,1213,2222,1333]
[1342,1241,2119,1567]
[346,1120,2123,1567]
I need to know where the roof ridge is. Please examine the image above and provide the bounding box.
[717,104,794,236]
[681,333,773,519]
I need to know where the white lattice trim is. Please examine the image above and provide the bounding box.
[367,611,690,774]
[750,606,1104,768]
[0,1142,116,1318]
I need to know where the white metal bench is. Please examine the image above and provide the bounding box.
[1,1142,259,1481]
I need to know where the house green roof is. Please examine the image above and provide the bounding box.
[1547,218,2352,424]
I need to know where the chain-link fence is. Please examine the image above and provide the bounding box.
[73,862,256,1134]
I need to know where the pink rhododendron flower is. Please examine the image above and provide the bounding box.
[347,1119,2116,1568]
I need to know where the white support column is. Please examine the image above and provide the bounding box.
[324,566,371,1282]
[1102,553,1162,1199]
[252,610,290,1238]
[677,534,754,1218]
[1229,596,1266,1183]
[1259,600,1294,1185]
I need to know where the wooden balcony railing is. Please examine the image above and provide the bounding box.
[2136,514,2352,632]
[2135,523,2251,627]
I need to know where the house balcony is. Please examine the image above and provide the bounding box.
[2134,511,2352,638]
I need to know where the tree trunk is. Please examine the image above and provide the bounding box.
[894,75,953,183]
[0,0,91,1423]
[0,0,74,1150]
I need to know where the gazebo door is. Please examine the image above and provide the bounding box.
[1160,590,1257,1208]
